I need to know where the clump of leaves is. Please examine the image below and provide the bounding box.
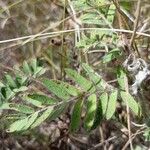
[0,61,141,133]
[0,59,46,103]
[0,0,143,135]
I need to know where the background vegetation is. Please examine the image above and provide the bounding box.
[0,0,150,149]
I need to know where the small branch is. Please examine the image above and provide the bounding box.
[129,0,141,48]
[1,28,150,45]
[99,126,107,150]
[124,76,133,150]
[122,126,146,150]
[67,0,81,44]
[60,0,67,79]
[87,50,106,53]
[88,136,117,150]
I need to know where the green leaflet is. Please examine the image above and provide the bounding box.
[106,90,118,120]
[31,104,67,129]
[14,104,35,114]
[42,79,71,100]
[7,112,39,132]
[120,91,140,116]
[143,129,150,141]
[23,112,39,130]
[80,13,105,25]
[117,67,126,91]
[65,68,95,92]
[17,59,46,79]
[31,107,53,128]
[100,92,109,116]
[0,103,34,114]
[76,34,92,51]
[5,75,17,89]
[7,118,28,132]
[15,75,28,86]
[52,80,80,97]
[82,63,106,90]
[107,4,116,23]
[23,95,43,107]
[103,48,121,63]
[1,86,15,101]
[49,103,67,121]
[13,86,28,93]
[34,67,46,77]
[30,59,37,73]
[28,94,58,105]
[0,81,4,87]
[73,0,91,11]
[70,99,84,132]
[91,97,103,130]
[84,94,97,130]
[22,61,32,75]
[5,113,27,120]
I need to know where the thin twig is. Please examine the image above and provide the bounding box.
[0,0,25,14]
[88,136,117,150]
[124,75,133,150]
[1,28,150,45]
[87,50,106,53]
[20,3,109,46]
[99,126,107,150]
[122,126,146,150]
[67,0,81,44]
[60,0,66,79]
[113,0,131,55]
[130,0,141,48]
